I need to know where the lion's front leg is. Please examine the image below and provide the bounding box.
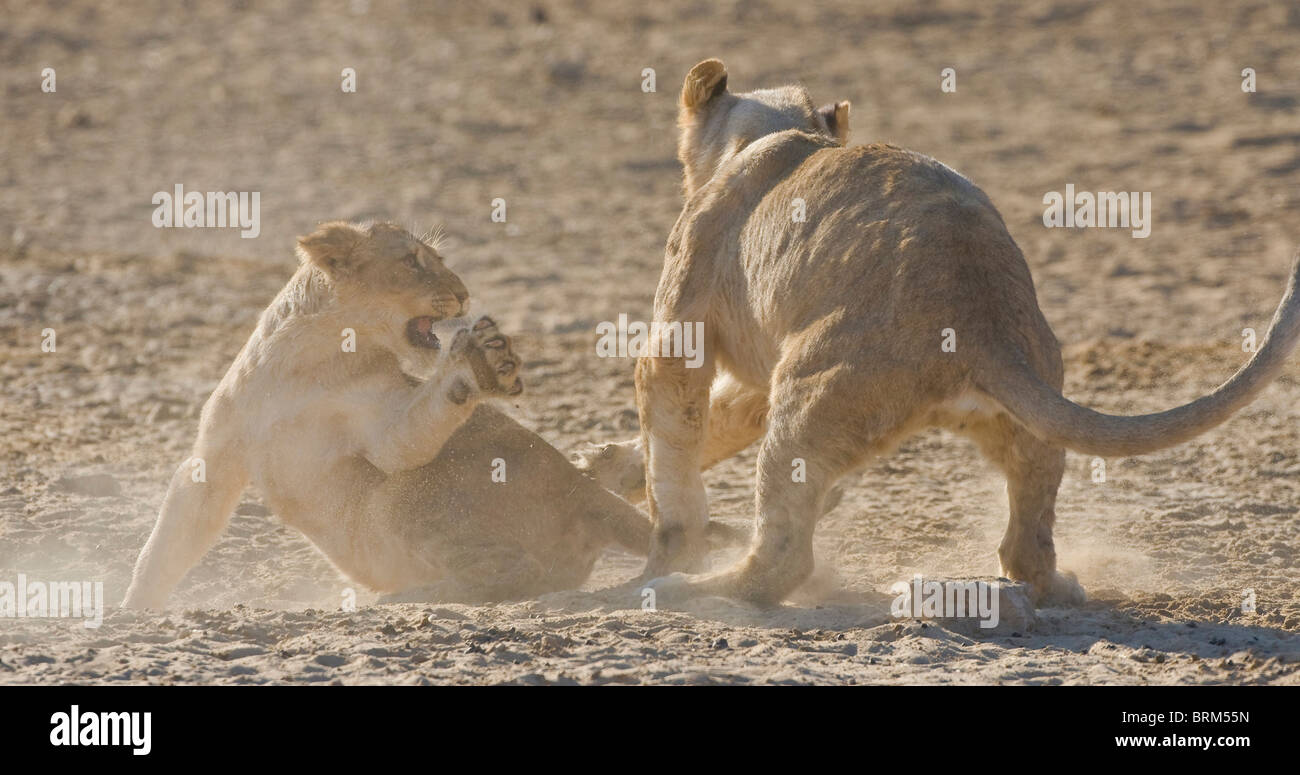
[364,316,522,474]
[122,439,248,609]
[636,345,715,576]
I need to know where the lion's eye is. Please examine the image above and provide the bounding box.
[402,253,421,270]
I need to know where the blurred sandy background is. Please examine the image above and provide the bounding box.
[1,0,1298,683]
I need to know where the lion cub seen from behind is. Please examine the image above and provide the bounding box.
[123,221,658,608]
[586,59,1300,608]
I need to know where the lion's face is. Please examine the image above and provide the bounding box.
[676,59,850,196]
[296,221,470,352]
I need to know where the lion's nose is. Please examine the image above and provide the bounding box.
[454,289,469,316]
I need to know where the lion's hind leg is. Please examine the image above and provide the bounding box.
[962,411,1084,606]
[435,540,551,603]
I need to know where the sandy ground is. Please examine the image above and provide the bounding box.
[1,0,1299,684]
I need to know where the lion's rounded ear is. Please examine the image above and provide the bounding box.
[296,221,364,279]
[681,59,728,111]
[819,100,851,145]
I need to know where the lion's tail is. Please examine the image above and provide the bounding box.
[975,250,1300,458]
[591,494,655,555]
[588,492,748,556]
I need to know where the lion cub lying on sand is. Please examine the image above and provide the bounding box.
[123,221,661,608]
[581,59,1300,607]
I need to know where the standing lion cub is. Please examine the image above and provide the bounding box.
[581,59,1300,607]
[123,221,662,608]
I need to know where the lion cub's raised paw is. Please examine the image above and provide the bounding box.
[448,316,523,399]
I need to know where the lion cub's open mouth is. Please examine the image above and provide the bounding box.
[406,316,440,349]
